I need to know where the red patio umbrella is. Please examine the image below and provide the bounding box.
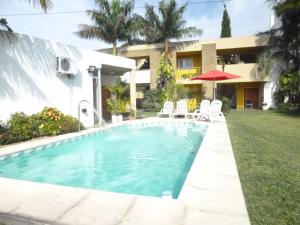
[191,70,240,99]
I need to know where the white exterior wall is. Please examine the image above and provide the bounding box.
[263,11,283,110]
[263,63,284,109]
[122,70,150,84]
[0,33,135,126]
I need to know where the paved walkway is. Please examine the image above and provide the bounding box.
[0,119,250,225]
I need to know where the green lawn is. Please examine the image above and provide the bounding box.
[136,109,157,118]
[226,110,300,225]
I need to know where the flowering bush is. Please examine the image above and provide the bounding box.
[187,98,197,112]
[39,107,64,136]
[0,107,84,145]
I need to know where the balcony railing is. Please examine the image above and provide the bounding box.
[176,67,202,80]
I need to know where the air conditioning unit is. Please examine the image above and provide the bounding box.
[56,57,75,76]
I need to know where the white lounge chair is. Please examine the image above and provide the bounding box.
[209,100,224,122]
[173,100,188,118]
[192,100,211,120]
[157,101,174,118]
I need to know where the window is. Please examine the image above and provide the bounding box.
[178,58,193,69]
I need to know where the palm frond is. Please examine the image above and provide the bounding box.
[27,0,53,12]
[141,0,201,44]
[75,24,112,44]
[76,0,138,50]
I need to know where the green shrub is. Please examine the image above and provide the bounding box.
[28,113,42,138]
[4,113,35,144]
[0,121,8,145]
[141,89,163,111]
[221,96,231,115]
[274,71,300,112]
[0,114,42,145]
[61,115,84,133]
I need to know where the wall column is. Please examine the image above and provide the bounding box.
[130,69,136,115]
[201,43,217,99]
[150,51,162,89]
[97,68,103,124]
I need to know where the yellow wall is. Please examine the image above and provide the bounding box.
[236,82,262,110]
[176,54,201,80]
[177,54,201,68]
[216,64,268,83]
[176,68,200,80]
[194,55,202,68]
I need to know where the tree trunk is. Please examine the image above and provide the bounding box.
[164,38,169,56]
[112,42,117,56]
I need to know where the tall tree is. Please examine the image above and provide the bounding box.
[140,0,202,54]
[259,0,300,110]
[76,0,138,55]
[260,0,300,72]
[258,0,300,74]
[220,4,231,38]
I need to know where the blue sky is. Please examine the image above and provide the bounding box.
[0,0,273,49]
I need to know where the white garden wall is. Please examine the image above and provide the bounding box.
[0,32,135,127]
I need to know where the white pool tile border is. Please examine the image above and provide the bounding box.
[0,119,206,161]
[0,118,250,225]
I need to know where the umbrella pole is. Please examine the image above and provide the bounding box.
[213,81,216,100]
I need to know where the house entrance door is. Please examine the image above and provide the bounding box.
[244,88,259,109]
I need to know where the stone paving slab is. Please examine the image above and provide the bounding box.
[0,118,251,225]
[57,191,136,225]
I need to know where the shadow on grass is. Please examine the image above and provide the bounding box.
[272,109,300,118]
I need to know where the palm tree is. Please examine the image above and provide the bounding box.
[139,0,202,54]
[259,0,300,74]
[76,0,138,55]
[257,0,300,110]
[0,18,13,32]
[0,18,17,44]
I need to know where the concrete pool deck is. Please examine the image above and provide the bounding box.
[0,119,250,225]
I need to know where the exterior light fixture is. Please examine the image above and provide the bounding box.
[88,65,99,78]
[88,65,96,73]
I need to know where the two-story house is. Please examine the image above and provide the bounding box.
[100,35,277,110]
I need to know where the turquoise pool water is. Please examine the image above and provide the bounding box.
[0,122,207,198]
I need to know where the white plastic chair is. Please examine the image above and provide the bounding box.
[192,100,211,120]
[173,100,188,118]
[157,101,174,118]
[209,100,224,122]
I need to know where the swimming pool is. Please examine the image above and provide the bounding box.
[0,121,207,198]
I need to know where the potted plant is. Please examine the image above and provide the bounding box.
[106,98,119,123]
[106,81,130,123]
[128,109,136,120]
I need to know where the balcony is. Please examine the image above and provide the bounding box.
[216,63,268,83]
[122,69,150,84]
[176,67,201,82]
